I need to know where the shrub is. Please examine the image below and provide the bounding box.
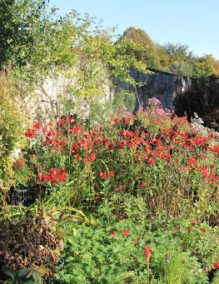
[0,70,27,189]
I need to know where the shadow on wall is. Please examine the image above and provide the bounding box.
[173,75,219,131]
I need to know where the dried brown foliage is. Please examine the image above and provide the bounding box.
[0,207,64,279]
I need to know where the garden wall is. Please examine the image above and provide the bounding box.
[32,68,193,118]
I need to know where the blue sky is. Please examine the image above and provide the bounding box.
[48,0,219,60]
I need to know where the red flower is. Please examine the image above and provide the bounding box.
[188,227,192,233]
[84,156,90,163]
[110,230,116,236]
[90,151,96,160]
[144,245,151,260]
[123,230,129,236]
[109,171,114,177]
[200,228,206,233]
[33,121,41,129]
[61,139,67,145]
[58,118,64,126]
[214,261,219,269]
[66,117,71,124]
[102,173,108,180]
[76,155,81,161]
[60,146,64,152]
[141,182,146,187]
[192,220,197,226]
[25,128,36,138]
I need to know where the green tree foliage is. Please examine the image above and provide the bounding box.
[118,27,160,68]
[157,43,219,77]
[0,0,49,69]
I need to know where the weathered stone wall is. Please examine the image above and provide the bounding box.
[31,67,193,119]
[124,68,193,111]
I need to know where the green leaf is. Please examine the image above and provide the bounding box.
[4,269,17,280]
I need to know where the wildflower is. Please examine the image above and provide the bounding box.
[214,261,219,269]
[200,228,206,233]
[123,230,129,236]
[192,220,197,226]
[188,227,192,233]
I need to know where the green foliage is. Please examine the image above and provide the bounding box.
[54,205,209,284]
[4,268,43,283]
[118,27,160,68]
[0,71,27,188]
[0,0,49,69]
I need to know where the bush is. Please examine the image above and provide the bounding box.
[0,70,27,189]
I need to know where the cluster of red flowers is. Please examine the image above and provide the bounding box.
[24,113,218,188]
[109,229,129,237]
[99,170,114,180]
[37,168,66,184]
[25,128,36,138]
[188,220,206,233]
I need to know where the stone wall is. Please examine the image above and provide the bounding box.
[31,67,193,119]
[127,68,193,111]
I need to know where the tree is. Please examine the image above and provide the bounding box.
[117,27,160,68]
[0,0,50,69]
[163,43,193,64]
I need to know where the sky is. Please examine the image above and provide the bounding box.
[48,0,219,60]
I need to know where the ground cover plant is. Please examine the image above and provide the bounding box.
[0,98,218,283]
